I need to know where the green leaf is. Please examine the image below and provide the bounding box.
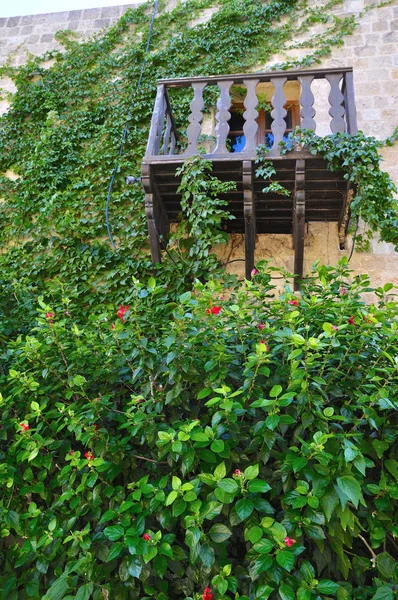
[384,459,398,480]
[218,478,239,494]
[276,551,294,572]
[199,543,215,568]
[247,526,263,544]
[244,464,259,480]
[214,462,227,479]
[75,584,94,600]
[270,385,282,397]
[318,580,340,595]
[376,552,397,579]
[106,542,124,562]
[209,523,232,543]
[198,387,212,399]
[235,498,254,521]
[336,476,361,508]
[42,576,69,600]
[104,525,124,541]
[279,584,295,600]
[249,555,272,580]
[371,586,394,600]
[165,490,178,506]
[248,479,271,493]
[253,538,273,554]
[128,557,142,578]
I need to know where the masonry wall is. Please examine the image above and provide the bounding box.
[0,0,397,289]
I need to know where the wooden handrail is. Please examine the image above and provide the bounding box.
[144,67,357,159]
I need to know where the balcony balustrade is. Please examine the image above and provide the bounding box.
[141,67,357,288]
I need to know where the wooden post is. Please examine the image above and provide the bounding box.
[343,71,358,135]
[243,160,256,279]
[145,84,166,157]
[338,182,354,250]
[141,164,170,264]
[293,159,305,291]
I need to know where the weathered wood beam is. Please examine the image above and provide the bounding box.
[243,160,256,279]
[293,159,306,291]
[141,163,170,264]
[338,183,354,250]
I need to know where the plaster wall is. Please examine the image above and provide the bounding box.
[0,0,397,289]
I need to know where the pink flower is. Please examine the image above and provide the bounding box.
[284,536,296,547]
[117,305,130,322]
[257,322,265,330]
[203,588,213,600]
[332,325,339,332]
[347,316,355,325]
[259,340,270,351]
[45,312,54,319]
[234,469,242,476]
[143,533,151,541]
[206,305,221,315]
[65,311,71,317]
[288,299,299,307]
[84,451,94,460]
[111,323,115,330]
[251,268,259,277]
[19,422,30,432]
[339,288,348,296]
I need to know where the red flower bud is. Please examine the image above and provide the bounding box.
[117,305,130,322]
[288,299,299,306]
[234,469,242,476]
[347,316,355,325]
[84,451,94,460]
[19,422,30,432]
[143,533,151,541]
[206,305,221,315]
[284,536,296,547]
[202,587,213,600]
[45,312,55,319]
[251,268,259,277]
[257,322,265,330]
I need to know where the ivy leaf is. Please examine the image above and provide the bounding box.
[42,576,69,600]
[235,498,254,521]
[75,584,94,600]
[199,543,215,568]
[248,479,271,493]
[336,476,361,508]
[106,543,124,562]
[318,580,340,595]
[103,525,124,541]
[247,526,263,544]
[279,584,295,600]
[276,551,294,571]
[371,587,394,600]
[209,523,232,543]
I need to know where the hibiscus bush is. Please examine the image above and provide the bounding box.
[0,259,397,600]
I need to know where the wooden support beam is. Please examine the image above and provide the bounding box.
[293,159,306,291]
[243,160,256,279]
[338,183,354,250]
[141,164,170,264]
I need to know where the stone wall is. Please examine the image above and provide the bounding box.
[0,0,397,290]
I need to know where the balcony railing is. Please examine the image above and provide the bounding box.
[141,67,357,289]
[144,67,358,160]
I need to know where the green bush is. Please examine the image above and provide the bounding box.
[1,260,397,599]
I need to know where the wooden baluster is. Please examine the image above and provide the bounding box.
[269,77,287,156]
[243,160,256,279]
[293,159,306,291]
[145,84,166,157]
[169,132,177,155]
[343,71,358,134]
[183,82,206,156]
[162,113,172,155]
[214,80,233,155]
[326,73,346,133]
[142,164,170,264]
[298,75,316,131]
[242,78,259,154]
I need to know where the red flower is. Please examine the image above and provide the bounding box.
[203,588,213,600]
[259,340,270,351]
[339,288,348,296]
[257,322,265,330]
[284,536,296,547]
[84,451,94,460]
[93,424,98,431]
[288,299,299,306]
[251,268,259,277]
[111,323,115,330]
[19,422,30,432]
[45,312,54,319]
[332,325,339,331]
[206,305,221,315]
[143,533,151,541]
[347,316,355,325]
[117,305,130,322]
[234,469,242,476]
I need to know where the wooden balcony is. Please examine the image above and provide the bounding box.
[141,67,358,288]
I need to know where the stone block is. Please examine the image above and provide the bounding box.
[82,7,102,19]
[27,35,40,43]
[68,9,82,20]
[7,16,20,27]
[372,21,388,32]
[0,18,7,28]
[66,21,80,31]
[40,34,54,43]
[101,6,122,17]
[354,45,377,56]
[21,26,34,34]
[94,18,111,29]
[391,20,398,30]
[355,81,382,95]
